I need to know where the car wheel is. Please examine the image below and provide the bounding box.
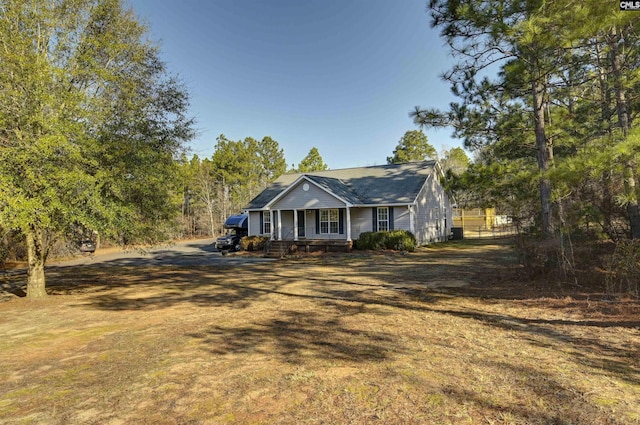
[234,243,241,252]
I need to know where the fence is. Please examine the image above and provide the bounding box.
[452,208,518,239]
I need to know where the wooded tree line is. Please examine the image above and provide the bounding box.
[412,1,639,249]
[176,137,323,239]
[177,130,463,238]
[5,0,635,299]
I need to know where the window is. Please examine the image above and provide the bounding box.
[377,207,389,231]
[263,212,271,234]
[320,209,339,234]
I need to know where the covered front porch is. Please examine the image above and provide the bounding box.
[268,208,352,242]
[250,207,359,257]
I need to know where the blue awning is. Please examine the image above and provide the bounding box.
[224,214,248,229]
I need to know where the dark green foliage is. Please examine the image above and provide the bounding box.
[355,232,386,251]
[440,147,470,176]
[241,235,270,252]
[416,0,640,252]
[0,0,194,297]
[385,230,417,252]
[355,230,416,252]
[387,130,437,164]
[605,239,640,297]
[209,135,287,217]
[295,147,329,172]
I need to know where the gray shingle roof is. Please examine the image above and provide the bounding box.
[244,161,437,210]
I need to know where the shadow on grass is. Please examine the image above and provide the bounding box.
[189,309,403,364]
[443,360,621,425]
[57,264,446,314]
[430,306,640,388]
[14,238,637,393]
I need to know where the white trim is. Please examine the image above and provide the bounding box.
[377,206,390,231]
[247,203,410,212]
[346,207,352,241]
[277,210,282,240]
[408,205,415,234]
[262,210,272,235]
[269,210,274,239]
[355,203,412,208]
[318,208,340,235]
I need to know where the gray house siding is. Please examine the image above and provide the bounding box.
[248,211,278,236]
[393,206,411,232]
[271,181,346,210]
[248,210,308,238]
[350,206,411,239]
[350,207,370,240]
[413,173,452,244]
[248,211,262,235]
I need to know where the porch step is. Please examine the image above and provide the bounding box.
[264,240,292,258]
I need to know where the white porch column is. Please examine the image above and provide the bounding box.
[269,210,275,240]
[293,209,299,241]
[408,205,415,234]
[346,206,352,241]
[277,209,282,240]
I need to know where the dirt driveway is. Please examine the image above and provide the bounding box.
[0,239,638,424]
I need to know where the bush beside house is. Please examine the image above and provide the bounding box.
[241,236,270,252]
[355,230,416,252]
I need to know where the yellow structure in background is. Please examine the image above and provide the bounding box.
[453,208,497,230]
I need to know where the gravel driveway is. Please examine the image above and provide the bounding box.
[3,239,274,276]
[50,238,275,268]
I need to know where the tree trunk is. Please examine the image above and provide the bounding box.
[608,27,640,239]
[531,77,554,239]
[207,202,215,237]
[26,226,47,299]
[593,39,617,238]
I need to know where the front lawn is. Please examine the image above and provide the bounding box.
[0,239,638,424]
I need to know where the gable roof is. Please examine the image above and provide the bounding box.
[245,161,438,210]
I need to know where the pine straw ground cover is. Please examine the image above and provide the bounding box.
[0,239,638,424]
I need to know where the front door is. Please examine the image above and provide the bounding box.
[297,210,306,238]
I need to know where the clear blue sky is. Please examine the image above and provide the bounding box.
[126,0,460,170]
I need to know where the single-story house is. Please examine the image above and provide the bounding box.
[243,161,453,252]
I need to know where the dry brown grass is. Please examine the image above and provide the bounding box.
[1,239,639,424]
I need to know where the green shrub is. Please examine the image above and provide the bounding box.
[241,235,270,252]
[386,230,416,251]
[355,230,416,252]
[356,231,385,250]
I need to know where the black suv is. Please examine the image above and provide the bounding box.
[215,228,247,254]
[215,214,248,254]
